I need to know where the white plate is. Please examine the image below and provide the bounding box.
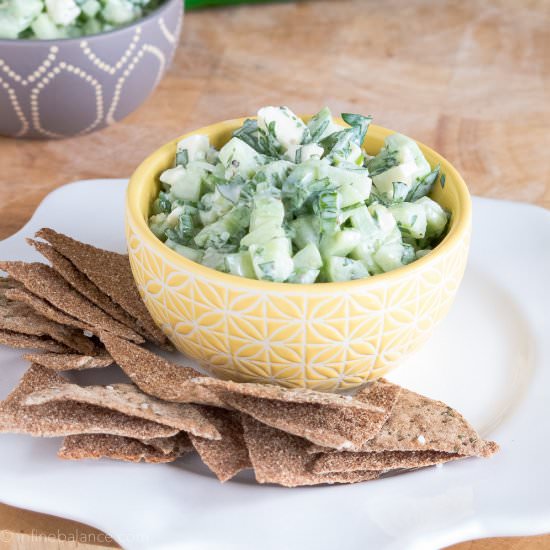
[0,180,548,550]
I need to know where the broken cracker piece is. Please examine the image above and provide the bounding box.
[100,332,224,408]
[36,229,167,346]
[311,449,466,474]
[58,433,189,463]
[0,291,96,355]
[0,365,177,439]
[0,262,144,344]
[23,352,113,371]
[189,408,251,482]
[0,329,71,353]
[241,415,380,488]
[24,382,221,440]
[142,433,193,455]
[28,239,146,337]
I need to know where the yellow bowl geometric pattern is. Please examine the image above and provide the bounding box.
[126,119,471,391]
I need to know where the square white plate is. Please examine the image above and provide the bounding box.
[0,180,548,550]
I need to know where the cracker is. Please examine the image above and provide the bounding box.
[36,229,167,346]
[210,379,400,450]
[0,329,71,353]
[58,433,189,463]
[24,382,221,440]
[311,450,466,474]
[358,388,498,456]
[0,365,177,439]
[28,239,144,337]
[142,433,193,455]
[1,290,96,355]
[23,352,114,371]
[192,377,385,410]
[222,395,388,450]
[241,416,380,487]
[100,332,225,408]
[0,261,144,344]
[188,408,251,482]
[6,288,92,331]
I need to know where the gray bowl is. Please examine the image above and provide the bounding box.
[0,0,183,139]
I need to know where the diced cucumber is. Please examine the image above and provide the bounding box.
[416,197,449,238]
[201,248,228,272]
[286,142,324,163]
[225,251,256,278]
[325,256,370,282]
[369,203,397,234]
[292,243,323,271]
[31,13,65,39]
[199,189,233,226]
[287,269,320,284]
[290,215,320,249]
[332,142,364,166]
[165,239,204,263]
[257,106,307,152]
[219,137,264,179]
[320,230,362,258]
[241,222,286,247]
[176,134,210,164]
[250,194,285,231]
[167,165,204,203]
[256,160,294,187]
[250,238,294,282]
[194,206,250,248]
[388,202,427,239]
[373,241,405,272]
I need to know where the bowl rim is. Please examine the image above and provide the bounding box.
[0,0,181,46]
[126,116,472,293]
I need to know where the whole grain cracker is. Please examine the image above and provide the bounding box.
[28,239,145,337]
[100,332,225,408]
[0,365,177,439]
[24,382,221,440]
[142,433,193,455]
[192,376,384,410]
[311,450,466,474]
[0,329,71,353]
[222,394,388,450]
[36,229,167,346]
[5,287,92,332]
[188,408,251,482]
[0,261,144,344]
[23,352,114,371]
[307,387,499,457]
[0,293,95,355]
[241,416,380,487]
[58,433,189,463]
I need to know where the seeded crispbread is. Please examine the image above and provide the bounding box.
[58,433,189,463]
[36,229,167,346]
[311,450,466,474]
[5,287,92,331]
[221,395,387,450]
[28,239,145,337]
[307,387,498,457]
[189,408,251,482]
[23,352,114,371]
[203,378,400,450]
[142,433,193,455]
[100,332,225,408]
[241,415,380,487]
[0,365,177,439]
[0,329,71,353]
[0,262,144,344]
[191,376,383,410]
[24,382,221,440]
[0,290,96,355]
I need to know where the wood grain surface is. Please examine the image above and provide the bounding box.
[0,0,548,548]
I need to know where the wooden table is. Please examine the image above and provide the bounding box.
[0,0,548,548]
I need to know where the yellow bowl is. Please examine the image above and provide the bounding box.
[126,118,471,391]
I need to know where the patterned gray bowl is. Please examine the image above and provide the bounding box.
[0,0,183,140]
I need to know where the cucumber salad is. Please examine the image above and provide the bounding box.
[149,106,449,284]
[0,0,162,40]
